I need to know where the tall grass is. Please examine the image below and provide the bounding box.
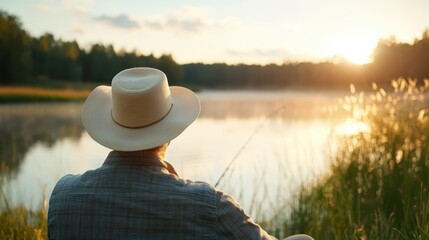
[1,163,47,239]
[276,78,429,239]
[0,189,47,240]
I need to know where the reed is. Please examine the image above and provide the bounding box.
[274,78,429,239]
[0,191,47,240]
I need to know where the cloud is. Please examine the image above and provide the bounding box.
[165,17,204,33]
[90,6,231,35]
[95,14,140,29]
[144,6,208,34]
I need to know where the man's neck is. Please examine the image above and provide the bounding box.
[110,150,177,176]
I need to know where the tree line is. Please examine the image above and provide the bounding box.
[1,10,429,90]
[0,10,182,86]
[183,32,429,90]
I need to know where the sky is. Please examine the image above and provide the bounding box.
[1,0,429,65]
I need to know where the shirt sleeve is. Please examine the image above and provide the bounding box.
[215,190,277,240]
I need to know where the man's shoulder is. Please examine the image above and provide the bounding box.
[170,177,211,191]
[172,178,218,203]
[183,179,216,192]
[51,174,81,194]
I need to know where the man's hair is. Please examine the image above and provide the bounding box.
[149,143,169,155]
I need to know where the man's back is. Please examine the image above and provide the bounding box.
[48,152,219,239]
[48,151,274,240]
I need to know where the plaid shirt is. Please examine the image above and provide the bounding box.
[48,151,275,240]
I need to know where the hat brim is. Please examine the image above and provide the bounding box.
[82,86,200,151]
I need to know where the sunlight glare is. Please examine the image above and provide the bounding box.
[335,36,377,65]
[337,118,371,136]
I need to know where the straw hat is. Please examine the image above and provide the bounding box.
[82,67,200,151]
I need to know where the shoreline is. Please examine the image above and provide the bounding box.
[0,86,91,103]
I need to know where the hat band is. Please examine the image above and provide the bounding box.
[111,104,173,129]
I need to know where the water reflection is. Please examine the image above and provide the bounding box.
[0,91,346,217]
[198,90,340,119]
[0,103,84,178]
[179,117,333,219]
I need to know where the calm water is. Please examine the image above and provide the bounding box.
[0,90,350,219]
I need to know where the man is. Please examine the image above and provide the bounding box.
[48,67,313,240]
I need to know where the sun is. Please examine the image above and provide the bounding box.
[334,36,377,65]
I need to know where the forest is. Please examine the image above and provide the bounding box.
[1,10,429,90]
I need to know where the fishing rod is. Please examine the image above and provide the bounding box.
[214,105,285,188]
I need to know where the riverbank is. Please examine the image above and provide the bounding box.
[0,86,91,103]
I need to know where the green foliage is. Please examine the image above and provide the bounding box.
[371,30,429,83]
[158,54,183,86]
[32,34,82,82]
[0,10,32,84]
[282,79,429,239]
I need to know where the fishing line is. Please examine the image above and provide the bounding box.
[214,105,285,188]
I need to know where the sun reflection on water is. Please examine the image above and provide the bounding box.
[336,118,371,136]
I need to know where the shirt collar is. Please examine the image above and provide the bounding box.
[103,151,178,177]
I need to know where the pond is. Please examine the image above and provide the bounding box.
[0,90,351,220]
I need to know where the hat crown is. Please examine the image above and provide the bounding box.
[114,69,160,92]
[111,68,172,128]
